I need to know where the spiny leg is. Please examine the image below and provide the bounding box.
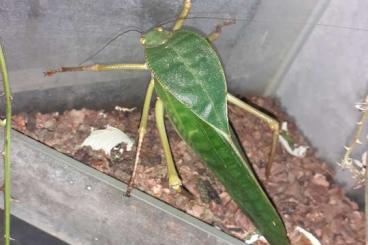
[227,94,280,179]
[155,98,182,192]
[125,77,155,196]
[207,20,236,42]
[45,63,147,76]
[172,0,192,31]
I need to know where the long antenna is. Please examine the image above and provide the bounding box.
[79,27,143,65]
[160,16,368,33]
[78,15,368,66]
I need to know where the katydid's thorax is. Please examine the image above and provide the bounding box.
[142,28,229,135]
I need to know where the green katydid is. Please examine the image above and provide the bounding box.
[45,1,289,244]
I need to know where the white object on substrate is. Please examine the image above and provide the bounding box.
[81,125,134,156]
[279,122,309,158]
[295,226,321,245]
[244,233,266,244]
[115,105,136,112]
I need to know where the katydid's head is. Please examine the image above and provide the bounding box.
[140,27,172,48]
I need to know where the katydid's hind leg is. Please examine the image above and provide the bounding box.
[227,94,280,180]
[125,77,155,197]
[44,63,147,76]
[155,99,182,192]
[207,20,236,42]
[172,0,192,31]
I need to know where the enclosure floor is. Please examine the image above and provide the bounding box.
[12,96,365,244]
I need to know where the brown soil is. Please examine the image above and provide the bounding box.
[12,96,365,245]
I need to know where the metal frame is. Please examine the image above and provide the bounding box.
[2,130,244,245]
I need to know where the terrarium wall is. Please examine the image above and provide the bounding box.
[276,0,367,203]
[2,0,321,95]
[1,0,366,203]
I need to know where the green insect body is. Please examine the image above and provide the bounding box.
[143,28,289,245]
[45,3,289,243]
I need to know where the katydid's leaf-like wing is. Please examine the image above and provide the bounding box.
[145,28,289,245]
[146,29,229,134]
[154,82,289,245]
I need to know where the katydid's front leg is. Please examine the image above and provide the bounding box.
[44,63,147,76]
[172,0,191,31]
[207,20,236,43]
[227,94,280,179]
[125,77,155,196]
[155,98,182,192]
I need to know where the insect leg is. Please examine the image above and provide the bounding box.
[172,0,192,31]
[227,93,280,180]
[125,77,155,196]
[44,63,147,76]
[207,20,236,42]
[155,98,182,192]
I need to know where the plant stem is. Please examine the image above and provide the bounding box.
[0,42,12,245]
[343,94,368,161]
[366,162,368,243]
[339,94,368,183]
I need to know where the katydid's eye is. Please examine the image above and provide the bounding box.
[140,37,146,44]
[156,27,164,32]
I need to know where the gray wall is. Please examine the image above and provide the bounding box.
[1,0,366,200]
[1,0,321,95]
[276,0,367,198]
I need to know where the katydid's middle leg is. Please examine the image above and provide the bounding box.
[45,63,147,76]
[155,98,182,192]
[125,77,155,196]
[227,94,280,180]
